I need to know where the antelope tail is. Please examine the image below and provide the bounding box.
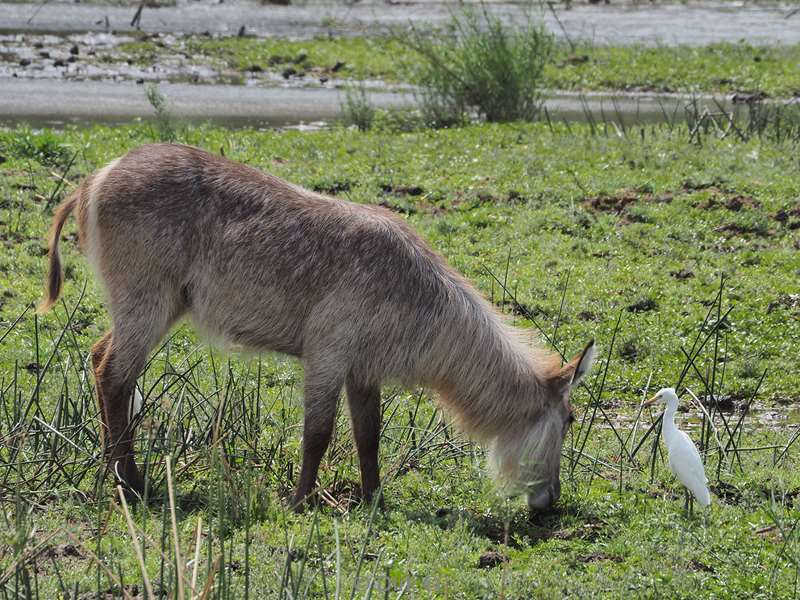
[38,191,80,314]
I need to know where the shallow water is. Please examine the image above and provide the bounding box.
[2,1,799,45]
[1,76,782,129]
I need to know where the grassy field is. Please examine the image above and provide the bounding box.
[112,36,800,97]
[1,118,800,598]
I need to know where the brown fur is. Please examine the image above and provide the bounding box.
[39,143,594,509]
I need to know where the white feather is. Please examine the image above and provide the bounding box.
[657,388,712,508]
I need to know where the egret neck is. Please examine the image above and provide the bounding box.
[660,393,680,442]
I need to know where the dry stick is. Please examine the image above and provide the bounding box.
[197,556,222,600]
[130,1,144,29]
[165,458,186,600]
[117,486,155,600]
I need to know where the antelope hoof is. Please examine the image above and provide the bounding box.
[289,491,316,514]
[361,491,385,512]
[110,458,145,498]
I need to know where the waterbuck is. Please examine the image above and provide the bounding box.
[39,143,595,510]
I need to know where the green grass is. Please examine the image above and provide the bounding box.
[114,36,800,97]
[547,42,800,97]
[2,120,800,597]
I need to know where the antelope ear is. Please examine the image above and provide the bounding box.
[559,339,596,389]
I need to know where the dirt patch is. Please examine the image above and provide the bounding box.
[377,199,417,215]
[682,178,729,193]
[688,559,714,573]
[455,507,602,548]
[715,222,772,237]
[583,188,671,219]
[312,180,352,195]
[754,524,781,542]
[77,584,167,599]
[695,193,761,212]
[550,522,604,543]
[584,191,638,214]
[618,339,641,362]
[670,268,695,280]
[558,54,589,67]
[506,190,527,204]
[699,392,748,412]
[477,550,509,569]
[627,297,657,313]
[318,482,363,513]
[495,299,538,318]
[768,293,800,315]
[576,552,623,564]
[381,183,424,197]
[710,481,743,505]
[46,543,82,559]
[774,205,800,230]
[724,195,761,212]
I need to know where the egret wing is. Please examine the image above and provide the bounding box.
[667,431,710,504]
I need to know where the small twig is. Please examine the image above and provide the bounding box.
[26,0,53,25]
[130,1,145,29]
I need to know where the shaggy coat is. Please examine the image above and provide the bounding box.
[41,144,595,509]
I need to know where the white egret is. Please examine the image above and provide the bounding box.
[645,388,711,511]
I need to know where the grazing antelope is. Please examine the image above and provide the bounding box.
[39,144,595,510]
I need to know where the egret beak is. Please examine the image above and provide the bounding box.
[643,394,659,407]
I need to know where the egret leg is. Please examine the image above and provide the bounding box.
[683,489,690,515]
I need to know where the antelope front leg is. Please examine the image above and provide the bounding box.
[291,375,343,512]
